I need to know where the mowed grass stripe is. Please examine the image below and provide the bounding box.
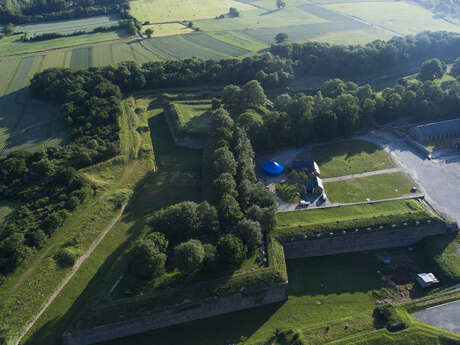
[141,39,177,60]
[70,47,90,70]
[112,43,135,64]
[41,50,68,70]
[91,44,114,67]
[130,44,162,64]
[0,58,21,97]
[182,33,250,56]
[208,31,267,52]
[148,35,229,59]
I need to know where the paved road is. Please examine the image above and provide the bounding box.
[322,167,402,182]
[359,131,460,224]
[412,300,460,334]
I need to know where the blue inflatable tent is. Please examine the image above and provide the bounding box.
[263,160,284,176]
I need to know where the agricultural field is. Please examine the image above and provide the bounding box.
[0,30,127,56]
[129,0,254,23]
[18,14,121,36]
[325,1,460,35]
[274,199,434,238]
[141,23,193,37]
[312,140,395,178]
[325,172,416,203]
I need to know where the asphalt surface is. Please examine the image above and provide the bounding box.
[412,300,460,334]
[360,131,460,224]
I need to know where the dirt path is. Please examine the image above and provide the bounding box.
[14,203,127,345]
[322,167,402,183]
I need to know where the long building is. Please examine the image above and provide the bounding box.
[409,118,460,142]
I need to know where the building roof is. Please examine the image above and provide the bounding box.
[292,160,320,174]
[411,118,460,140]
[309,176,324,190]
[417,273,439,284]
[263,160,284,176]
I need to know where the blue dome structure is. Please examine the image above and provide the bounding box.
[263,160,284,176]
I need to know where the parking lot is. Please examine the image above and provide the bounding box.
[364,131,460,224]
[412,300,460,334]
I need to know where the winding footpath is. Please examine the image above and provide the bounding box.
[14,203,127,345]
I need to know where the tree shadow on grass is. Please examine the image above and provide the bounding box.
[286,250,386,297]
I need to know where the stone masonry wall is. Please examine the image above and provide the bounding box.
[283,224,457,259]
[62,283,288,345]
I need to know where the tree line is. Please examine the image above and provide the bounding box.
[0,0,129,25]
[218,61,460,151]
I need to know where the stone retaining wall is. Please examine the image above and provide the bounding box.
[62,283,288,345]
[283,224,457,259]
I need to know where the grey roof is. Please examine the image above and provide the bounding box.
[411,118,460,139]
[309,176,324,190]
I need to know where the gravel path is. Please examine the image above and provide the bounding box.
[322,167,402,182]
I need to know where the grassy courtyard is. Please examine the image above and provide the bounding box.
[173,100,213,136]
[313,140,394,178]
[325,172,416,203]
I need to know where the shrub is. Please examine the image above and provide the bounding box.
[373,305,411,332]
[55,247,78,267]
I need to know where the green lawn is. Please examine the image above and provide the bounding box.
[325,172,415,203]
[276,181,302,203]
[313,140,394,178]
[274,199,435,238]
[173,101,213,136]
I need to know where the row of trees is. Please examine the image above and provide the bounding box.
[219,66,460,151]
[270,31,460,79]
[131,109,276,279]
[0,0,129,25]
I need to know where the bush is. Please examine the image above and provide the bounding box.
[373,305,411,332]
[55,247,78,267]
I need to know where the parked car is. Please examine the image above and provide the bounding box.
[298,200,311,208]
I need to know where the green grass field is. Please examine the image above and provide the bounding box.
[173,101,213,136]
[325,172,415,203]
[325,1,460,35]
[129,0,254,23]
[0,200,14,231]
[274,199,434,238]
[312,140,394,178]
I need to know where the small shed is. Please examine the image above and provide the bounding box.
[417,273,439,288]
[263,160,284,176]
